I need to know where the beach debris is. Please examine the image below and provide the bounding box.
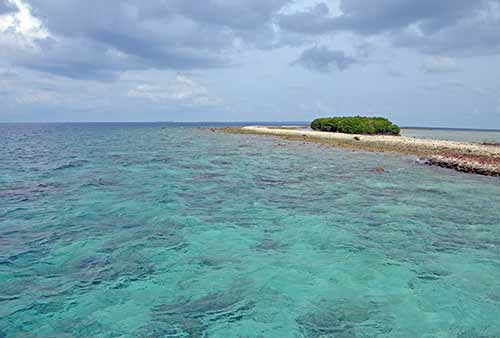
[354,136,361,141]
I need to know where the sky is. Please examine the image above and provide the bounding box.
[1,0,500,128]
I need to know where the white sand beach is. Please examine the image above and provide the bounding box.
[221,126,500,176]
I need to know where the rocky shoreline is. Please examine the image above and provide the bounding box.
[218,126,500,177]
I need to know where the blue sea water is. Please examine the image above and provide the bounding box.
[1,123,500,338]
[401,128,500,143]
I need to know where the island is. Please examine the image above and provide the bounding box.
[218,117,500,177]
[311,116,401,135]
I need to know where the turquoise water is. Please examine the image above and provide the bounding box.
[401,128,500,143]
[1,123,500,338]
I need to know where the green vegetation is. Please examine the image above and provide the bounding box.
[310,116,400,135]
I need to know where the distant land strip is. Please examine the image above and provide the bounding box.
[217,126,500,177]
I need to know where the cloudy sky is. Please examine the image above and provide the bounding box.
[1,0,500,127]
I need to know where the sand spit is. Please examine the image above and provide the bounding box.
[218,126,500,177]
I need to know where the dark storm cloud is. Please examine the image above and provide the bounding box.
[279,0,500,56]
[292,46,356,73]
[9,0,290,79]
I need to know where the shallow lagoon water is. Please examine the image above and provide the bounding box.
[1,123,500,338]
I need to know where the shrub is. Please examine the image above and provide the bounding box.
[310,116,400,135]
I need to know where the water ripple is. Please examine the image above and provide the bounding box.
[0,124,499,337]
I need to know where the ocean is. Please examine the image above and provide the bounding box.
[401,128,500,143]
[1,123,499,337]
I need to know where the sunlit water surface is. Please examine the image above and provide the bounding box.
[1,123,500,338]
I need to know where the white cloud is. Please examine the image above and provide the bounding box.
[15,90,60,105]
[0,67,18,78]
[128,75,222,107]
[0,0,50,50]
[387,68,404,77]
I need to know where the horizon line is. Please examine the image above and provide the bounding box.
[0,121,499,132]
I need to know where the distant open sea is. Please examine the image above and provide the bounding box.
[1,123,500,337]
[401,127,500,143]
